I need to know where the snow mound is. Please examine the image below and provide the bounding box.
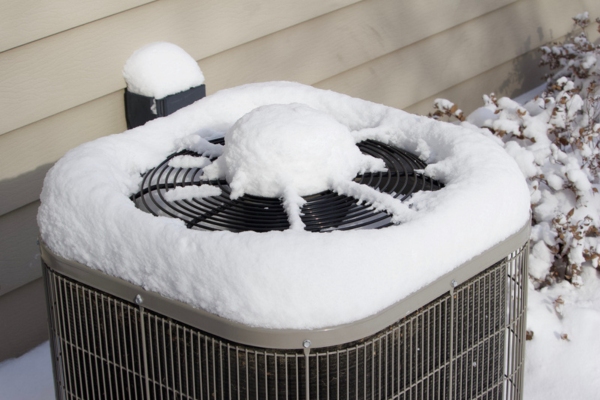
[122,42,205,99]
[38,82,530,329]
[203,103,385,198]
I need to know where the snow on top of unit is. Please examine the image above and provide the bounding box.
[37,82,530,329]
[163,185,222,202]
[203,103,385,198]
[168,154,212,169]
[122,42,205,99]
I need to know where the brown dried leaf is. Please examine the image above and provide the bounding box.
[554,296,565,311]
[567,208,575,218]
[526,330,534,341]
[560,333,570,341]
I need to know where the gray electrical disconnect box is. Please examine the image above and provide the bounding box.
[124,84,206,129]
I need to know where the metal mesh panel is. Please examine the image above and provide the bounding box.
[43,269,146,399]
[43,244,527,400]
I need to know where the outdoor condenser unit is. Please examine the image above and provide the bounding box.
[41,133,529,400]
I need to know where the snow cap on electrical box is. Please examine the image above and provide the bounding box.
[123,42,205,100]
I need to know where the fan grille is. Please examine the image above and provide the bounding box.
[131,139,443,232]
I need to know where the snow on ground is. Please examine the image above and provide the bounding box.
[524,266,600,400]
[0,342,53,400]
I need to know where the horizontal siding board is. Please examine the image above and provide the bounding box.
[0,0,155,53]
[405,44,554,117]
[0,201,41,297]
[198,0,516,93]
[0,91,126,216]
[314,0,600,109]
[0,0,359,136]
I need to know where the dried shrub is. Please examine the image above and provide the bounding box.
[430,12,600,288]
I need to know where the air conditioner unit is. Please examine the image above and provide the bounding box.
[39,82,529,400]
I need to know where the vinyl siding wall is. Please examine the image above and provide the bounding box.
[1,0,598,360]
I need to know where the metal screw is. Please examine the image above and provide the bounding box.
[302,340,311,348]
[451,279,458,288]
[135,294,143,305]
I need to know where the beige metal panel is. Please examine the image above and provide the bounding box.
[314,0,600,110]
[0,278,48,361]
[0,202,40,297]
[0,0,155,52]
[405,45,553,117]
[0,0,359,136]
[198,0,517,93]
[0,92,126,217]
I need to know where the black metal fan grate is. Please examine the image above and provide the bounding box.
[131,139,443,232]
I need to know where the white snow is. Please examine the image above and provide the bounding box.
[122,42,205,99]
[524,266,600,400]
[573,11,589,24]
[163,185,222,202]
[37,81,530,329]
[168,154,212,169]
[203,103,386,199]
[0,342,53,400]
